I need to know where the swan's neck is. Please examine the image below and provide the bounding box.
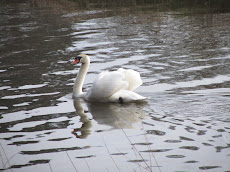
[73,62,89,97]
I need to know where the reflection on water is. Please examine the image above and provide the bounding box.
[73,99,146,138]
[0,1,230,171]
[88,101,146,128]
[72,99,92,139]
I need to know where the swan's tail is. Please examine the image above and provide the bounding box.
[108,90,147,103]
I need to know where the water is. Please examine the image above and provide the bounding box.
[1,1,230,172]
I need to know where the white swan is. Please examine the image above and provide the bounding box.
[72,54,146,103]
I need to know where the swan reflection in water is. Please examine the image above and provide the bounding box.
[72,98,147,139]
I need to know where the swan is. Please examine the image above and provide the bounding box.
[72,54,146,103]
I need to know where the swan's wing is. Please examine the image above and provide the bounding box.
[117,68,142,91]
[86,68,143,102]
[87,70,129,100]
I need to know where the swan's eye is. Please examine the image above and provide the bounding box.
[75,56,82,60]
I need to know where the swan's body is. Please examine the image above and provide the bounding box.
[72,54,146,103]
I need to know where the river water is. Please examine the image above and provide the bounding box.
[0,1,230,172]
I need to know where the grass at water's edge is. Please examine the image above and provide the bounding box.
[70,0,230,12]
[1,0,230,13]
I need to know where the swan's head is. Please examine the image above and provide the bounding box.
[72,54,90,65]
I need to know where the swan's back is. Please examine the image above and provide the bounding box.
[86,68,145,102]
[117,68,142,91]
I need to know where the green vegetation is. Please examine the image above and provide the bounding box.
[71,0,230,12]
[1,0,230,13]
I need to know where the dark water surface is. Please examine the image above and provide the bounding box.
[1,2,230,172]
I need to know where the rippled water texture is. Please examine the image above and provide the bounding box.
[1,2,230,172]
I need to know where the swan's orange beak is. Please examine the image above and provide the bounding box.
[72,58,80,64]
